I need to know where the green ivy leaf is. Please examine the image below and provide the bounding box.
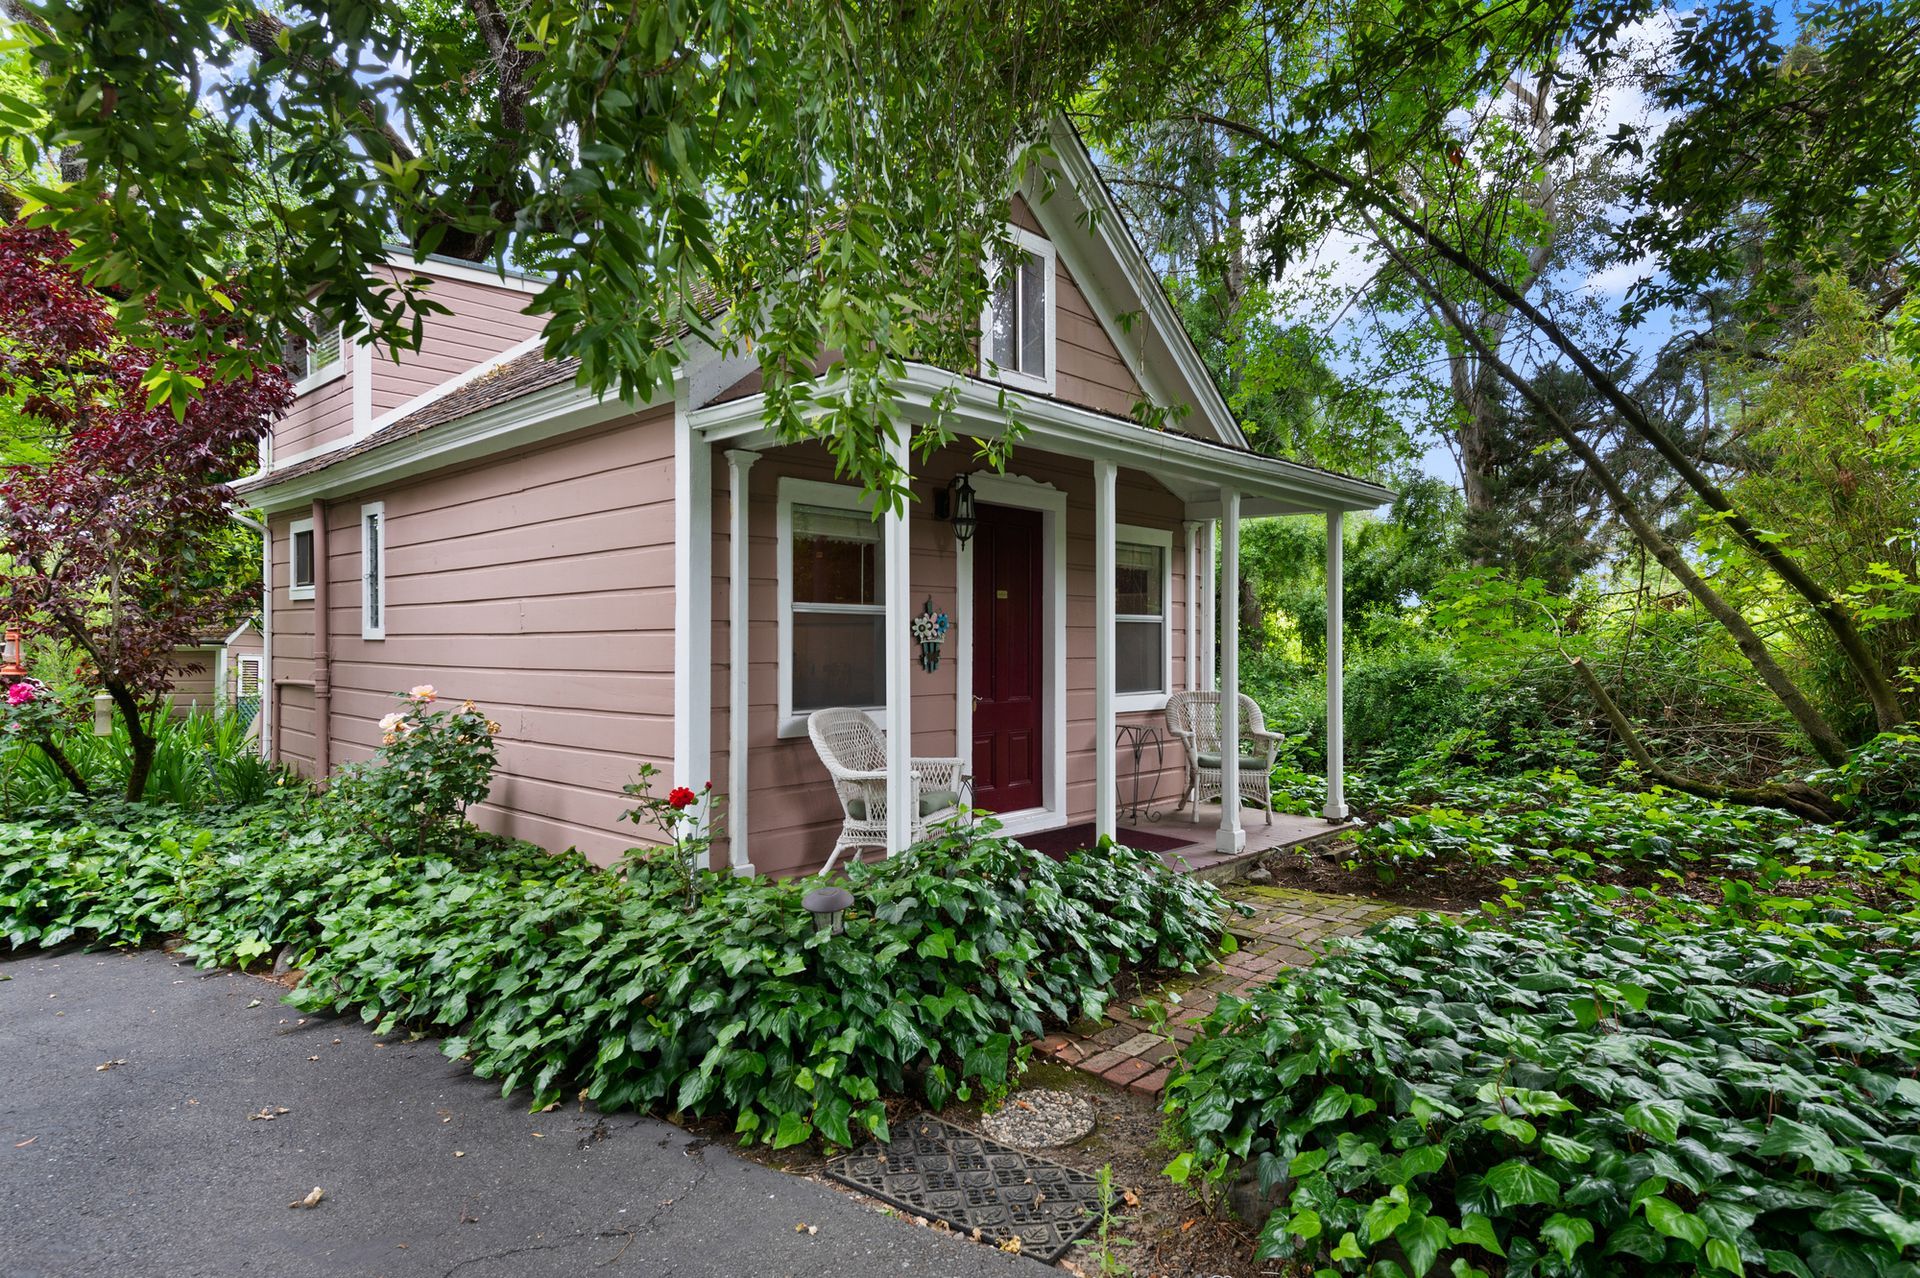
[1484,1159,1561,1208]
[1395,1213,1451,1277]
[1623,1099,1685,1144]
[1539,1212,1595,1262]
[1644,1196,1709,1249]
[1449,1212,1506,1258]
[771,1111,812,1149]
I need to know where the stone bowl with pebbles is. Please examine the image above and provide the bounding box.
[979,1088,1096,1149]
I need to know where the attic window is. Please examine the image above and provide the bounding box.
[283,318,344,394]
[981,225,1055,394]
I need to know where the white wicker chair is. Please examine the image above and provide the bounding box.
[1166,690,1281,825]
[806,708,965,873]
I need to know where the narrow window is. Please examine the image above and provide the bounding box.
[288,518,315,601]
[789,503,885,713]
[982,226,1054,393]
[1115,526,1172,706]
[361,502,385,640]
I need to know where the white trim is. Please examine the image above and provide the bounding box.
[1094,461,1118,842]
[952,470,1069,836]
[673,381,713,791]
[883,433,914,855]
[351,320,374,435]
[1201,520,1218,690]
[1183,521,1201,692]
[774,476,885,739]
[1325,509,1349,821]
[379,249,550,295]
[359,502,386,640]
[692,364,1394,513]
[1216,490,1244,854]
[214,646,228,713]
[1042,116,1249,450]
[1112,522,1174,713]
[287,518,316,601]
[259,526,273,758]
[979,223,1057,396]
[725,449,759,876]
[366,333,546,436]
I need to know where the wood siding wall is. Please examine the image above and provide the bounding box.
[269,405,677,863]
[369,276,544,415]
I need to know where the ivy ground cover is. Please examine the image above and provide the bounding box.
[1166,886,1920,1277]
[0,807,1227,1149]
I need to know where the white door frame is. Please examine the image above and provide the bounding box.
[952,471,1068,836]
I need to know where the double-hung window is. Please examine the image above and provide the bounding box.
[284,318,345,395]
[779,480,884,734]
[287,517,316,601]
[1114,524,1172,710]
[981,225,1055,394]
[361,502,386,640]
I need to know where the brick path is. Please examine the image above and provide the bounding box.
[1031,885,1413,1098]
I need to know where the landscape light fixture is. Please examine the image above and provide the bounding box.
[802,885,854,935]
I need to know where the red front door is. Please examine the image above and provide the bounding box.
[972,504,1044,813]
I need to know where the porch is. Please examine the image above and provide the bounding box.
[681,363,1394,877]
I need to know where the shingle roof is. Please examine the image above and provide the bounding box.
[237,349,580,492]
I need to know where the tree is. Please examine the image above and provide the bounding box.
[0,0,1226,505]
[1084,0,1916,795]
[0,222,290,800]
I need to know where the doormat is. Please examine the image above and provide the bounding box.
[823,1115,1104,1263]
[1017,821,1198,858]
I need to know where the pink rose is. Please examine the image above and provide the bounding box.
[407,684,437,703]
[5,682,35,706]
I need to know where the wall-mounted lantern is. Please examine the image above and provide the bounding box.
[934,474,977,547]
[0,625,26,680]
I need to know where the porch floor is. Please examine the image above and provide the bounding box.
[1132,804,1361,880]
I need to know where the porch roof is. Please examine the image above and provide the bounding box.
[689,363,1396,516]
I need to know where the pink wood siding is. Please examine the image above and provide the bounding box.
[274,366,354,457]
[370,276,544,415]
[268,405,677,863]
[712,439,1194,878]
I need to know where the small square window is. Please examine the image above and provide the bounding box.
[285,316,344,394]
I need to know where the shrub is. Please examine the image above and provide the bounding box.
[1166,889,1920,1276]
[324,687,500,853]
[1815,731,1920,847]
[0,808,1228,1148]
[1343,646,1478,767]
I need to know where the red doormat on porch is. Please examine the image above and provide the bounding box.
[1017,822,1200,859]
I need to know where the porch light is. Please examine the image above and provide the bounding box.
[0,625,24,679]
[946,474,977,547]
[802,885,854,935]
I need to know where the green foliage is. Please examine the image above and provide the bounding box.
[323,689,500,854]
[1814,732,1920,847]
[0,808,1226,1149]
[0,699,287,814]
[1167,889,1920,1275]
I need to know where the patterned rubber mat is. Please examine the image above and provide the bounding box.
[823,1114,1104,1262]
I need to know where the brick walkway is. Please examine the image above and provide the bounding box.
[1032,885,1413,1098]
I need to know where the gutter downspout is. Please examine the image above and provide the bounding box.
[309,499,331,778]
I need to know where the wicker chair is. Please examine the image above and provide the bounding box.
[1165,690,1281,825]
[806,707,965,873]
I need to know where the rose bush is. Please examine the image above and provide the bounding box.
[324,687,500,854]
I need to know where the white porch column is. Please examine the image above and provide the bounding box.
[1216,490,1244,855]
[1200,520,1218,690]
[884,433,915,856]
[673,416,715,874]
[1325,508,1349,821]
[1183,520,1201,691]
[1093,459,1118,841]
[725,449,759,876]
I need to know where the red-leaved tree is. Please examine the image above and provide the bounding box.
[0,222,290,800]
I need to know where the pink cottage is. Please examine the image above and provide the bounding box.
[236,122,1391,878]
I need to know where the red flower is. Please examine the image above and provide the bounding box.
[667,786,698,810]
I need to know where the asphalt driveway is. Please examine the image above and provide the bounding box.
[0,949,1048,1278]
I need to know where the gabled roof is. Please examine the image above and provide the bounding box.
[242,122,1297,502]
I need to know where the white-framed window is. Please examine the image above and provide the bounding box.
[1114,523,1173,711]
[980,224,1056,395]
[777,477,884,736]
[287,517,316,601]
[284,318,345,394]
[360,501,386,640]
